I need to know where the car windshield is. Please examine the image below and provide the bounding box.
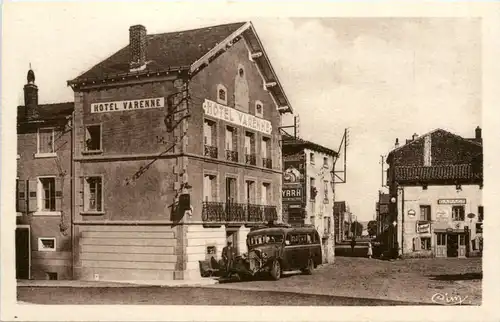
[248,234,284,246]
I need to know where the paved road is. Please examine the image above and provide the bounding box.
[17,286,426,306]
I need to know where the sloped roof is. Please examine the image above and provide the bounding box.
[71,22,246,82]
[17,102,74,123]
[282,134,338,157]
[394,164,482,182]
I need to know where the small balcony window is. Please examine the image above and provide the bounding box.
[85,125,102,152]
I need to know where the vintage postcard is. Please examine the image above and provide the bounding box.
[1,1,499,321]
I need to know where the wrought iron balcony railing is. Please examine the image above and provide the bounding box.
[204,145,218,159]
[262,158,272,169]
[201,201,278,223]
[225,150,238,162]
[245,154,256,166]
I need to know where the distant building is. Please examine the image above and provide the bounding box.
[333,201,347,242]
[281,136,338,263]
[376,192,390,236]
[16,68,74,280]
[386,127,483,258]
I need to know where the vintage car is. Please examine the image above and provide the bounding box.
[228,223,322,281]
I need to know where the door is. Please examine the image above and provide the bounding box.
[447,234,458,257]
[435,233,447,258]
[15,226,30,279]
[458,234,467,258]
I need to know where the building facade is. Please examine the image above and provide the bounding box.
[333,201,347,243]
[66,22,293,281]
[16,69,74,280]
[282,137,337,263]
[386,127,483,258]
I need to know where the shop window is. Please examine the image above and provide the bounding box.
[419,205,431,221]
[37,127,55,156]
[255,101,263,118]
[452,206,465,221]
[217,84,227,105]
[420,237,431,250]
[38,237,56,252]
[436,233,446,246]
[84,176,103,212]
[85,125,102,152]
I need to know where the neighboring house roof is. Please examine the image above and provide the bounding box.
[67,21,293,113]
[282,134,338,157]
[394,164,482,182]
[17,102,74,123]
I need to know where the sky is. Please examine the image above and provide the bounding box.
[3,3,481,222]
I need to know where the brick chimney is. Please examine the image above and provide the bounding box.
[475,126,482,141]
[394,138,399,149]
[129,25,147,71]
[24,68,38,119]
[412,133,418,141]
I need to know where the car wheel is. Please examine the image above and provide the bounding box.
[270,260,281,280]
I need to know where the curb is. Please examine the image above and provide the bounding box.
[17,279,219,288]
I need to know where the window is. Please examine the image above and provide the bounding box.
[38,238,56,252]
[239,68,245,77]
[217,84,227,105]
[84,125,102,152]
[16,179,25,213]
[323,180,329,202]
[37,128,55,155]
[84,177,103,212]
[310,153,315,164]
[203,120,217,158]
[261,137,271,168]
[478,206,483,222]
[225,177,237,204]
[203,174,217,202]
[452,206,465,221]
[324,217,332,234]
[420,237,431,250]
[262,182,271,205]
[245,180,256,204]
[323,157,328,168]
[459,234,465,246]
[419,205,431,221]
[436,233,446,246]
[244,132,256,165]
[255,101,263,118]
[225,126,238,161]
[310,216,316,227]
[39,178,56,211]
[310,177,316,200]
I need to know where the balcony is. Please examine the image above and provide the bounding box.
[226,150,238,162]
[245,154,256,166]
[202,201,278,223]
[262,158,272,169]
[204,145,218,159]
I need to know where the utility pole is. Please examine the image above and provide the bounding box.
[380,155,385,187]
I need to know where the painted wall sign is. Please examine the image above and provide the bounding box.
[282,186,303,202]
[91,97,164,113]
[408,209,416,217]
[203,99,272,135]
[436,211,449,222]
[417,222,430,233]
[438,198,466,205]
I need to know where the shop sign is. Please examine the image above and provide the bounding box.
[91,97,164,113]
[288,204,302,209]
[282,186,302,202]
[203,99,272,135]
[438,198,466,205]
[408,209,416,218]
[417,222,430,233]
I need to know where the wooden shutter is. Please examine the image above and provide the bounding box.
[28,179,38,212]
[55,177,63,211]
[17,179,27,213]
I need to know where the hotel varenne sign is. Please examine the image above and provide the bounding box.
[203,99,272,135]
[91,97,165,113]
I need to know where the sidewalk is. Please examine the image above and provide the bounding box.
[17,278,218,288]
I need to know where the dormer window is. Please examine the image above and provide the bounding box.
[255,100,263,118]
[216,84,227,105]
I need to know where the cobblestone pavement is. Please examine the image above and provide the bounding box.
[210,257,482,305]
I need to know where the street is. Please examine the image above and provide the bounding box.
[17,257,482,305]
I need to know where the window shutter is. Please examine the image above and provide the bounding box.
[55,177,63,211]
[79,176,85,211]
[17,179,27,213]
[28,179,38,212]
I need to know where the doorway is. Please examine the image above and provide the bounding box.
[226,229,239,255]
[16,226,30,279]
[447,234,458,257]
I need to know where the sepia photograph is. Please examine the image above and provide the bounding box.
[1,1,499,321]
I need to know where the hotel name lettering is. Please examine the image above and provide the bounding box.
[203,99,272,135]
[91,97,165,113]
